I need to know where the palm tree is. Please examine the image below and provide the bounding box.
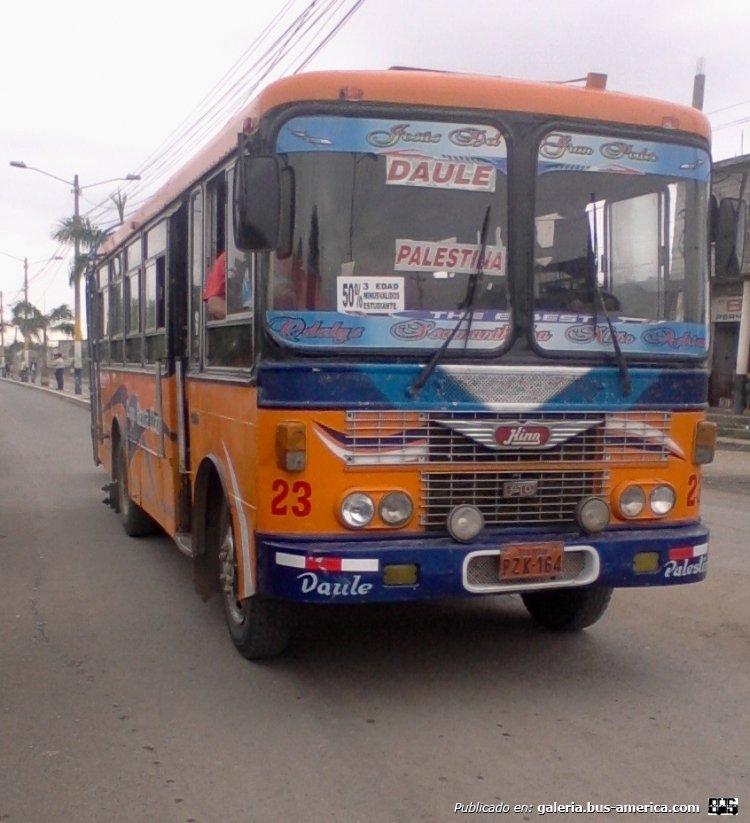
[11,300,74,385]
[12,299,44,339]
[51,215,103,370]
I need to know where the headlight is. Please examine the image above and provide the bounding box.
[340,493,375,528]
[619,485,645,518]
[446,505,484,542]
[576,496,610,533]
[649,485,676,516]
[379,491,413,527]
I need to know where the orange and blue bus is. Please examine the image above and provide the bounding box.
[88,68,719,658]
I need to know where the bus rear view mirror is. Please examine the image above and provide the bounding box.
[234,156,293,254]
[715,196,746,277]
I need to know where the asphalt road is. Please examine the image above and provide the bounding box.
[1,380,747,823]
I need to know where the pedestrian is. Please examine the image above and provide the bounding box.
[53,352,65,390]
[30,360,37,383]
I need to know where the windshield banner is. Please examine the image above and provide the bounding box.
[537,132,710,181]
[266,309,707,356]
[277,116,508,164]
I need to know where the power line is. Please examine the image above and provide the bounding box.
[67,0,368,236]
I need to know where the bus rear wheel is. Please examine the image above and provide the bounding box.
[215,496,291,659]
[115,441,156,537]
[521,586,613,631]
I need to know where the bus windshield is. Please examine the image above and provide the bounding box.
[265,115,510,352]
[532,131,710,359]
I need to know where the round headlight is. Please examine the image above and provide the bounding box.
[577,496,611,533]
[446,505,484,543]
[379,491,413,527]
[650,484,676,516]
[619,485,645,518]
[340,492,375,528]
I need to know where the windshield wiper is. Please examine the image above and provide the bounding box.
[589,193,632,397]
[408,206,491,397]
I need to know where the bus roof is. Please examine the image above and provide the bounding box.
[102,69,711,256]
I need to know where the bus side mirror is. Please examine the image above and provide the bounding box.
[715,196,746,277]
[234,156,293,255]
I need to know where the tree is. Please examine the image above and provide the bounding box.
[51,216,103,370]
[11,300,44,345]
[110,189,129,223]
[11,300,74,384]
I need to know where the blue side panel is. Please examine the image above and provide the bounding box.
[257,362,708,410]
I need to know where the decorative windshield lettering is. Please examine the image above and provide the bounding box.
[565,324,636,346]
[269,316,365,344]
[448,127,504,148]
[539,133,595,160]
[641,327,707,351]
[390,318,508,343]
[367,124,442,149]
[600,141,658,163]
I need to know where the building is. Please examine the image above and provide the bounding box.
[710,154,750,408]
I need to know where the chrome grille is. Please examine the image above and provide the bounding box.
[344,410,673,465]
[421,471,608,527]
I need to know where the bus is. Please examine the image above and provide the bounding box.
[88,68,720,659]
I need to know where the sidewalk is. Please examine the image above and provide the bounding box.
[1,373,90,408]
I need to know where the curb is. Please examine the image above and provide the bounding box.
[1,377,91,409]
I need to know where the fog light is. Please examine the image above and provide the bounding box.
[576,496,610,533]
[633,551,660,574]
[446,505,484,543]
[619,485,645,518]
[383,564,419,586]
[340,493,375,528]
[649,485,676,516]
[379,491,413,527]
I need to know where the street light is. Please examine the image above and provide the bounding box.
[10,160,141,394]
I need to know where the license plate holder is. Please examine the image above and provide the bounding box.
[499,541,564,581]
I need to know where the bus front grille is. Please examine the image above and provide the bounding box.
[420,470,607,528]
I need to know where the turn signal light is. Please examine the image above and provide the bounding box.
[275,421,306,472]
[694,421,717,465]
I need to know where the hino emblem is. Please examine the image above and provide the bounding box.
[494,425,549,447]
[434,417,601,451]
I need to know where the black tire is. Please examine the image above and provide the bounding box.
[214,495,290,659]
[116,440,157,537]
[521,586,613,631]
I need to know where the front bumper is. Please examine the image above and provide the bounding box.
[256,522,708,604]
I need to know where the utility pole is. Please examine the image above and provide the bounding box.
[692,57,706,111]
[0,290,5,375]
[23,256,30,377]
[73,173,83,394]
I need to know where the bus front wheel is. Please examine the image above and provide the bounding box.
[521,586,613,631]
[215,497,291,659]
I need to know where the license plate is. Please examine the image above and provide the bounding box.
[499,542,564,581]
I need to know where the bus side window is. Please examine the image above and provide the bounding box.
[204,169,254,368]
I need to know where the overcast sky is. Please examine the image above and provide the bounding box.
[2,0,749,322]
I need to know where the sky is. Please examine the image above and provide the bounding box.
[2,0,750,332]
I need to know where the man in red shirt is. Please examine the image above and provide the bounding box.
[203,251,226,319]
